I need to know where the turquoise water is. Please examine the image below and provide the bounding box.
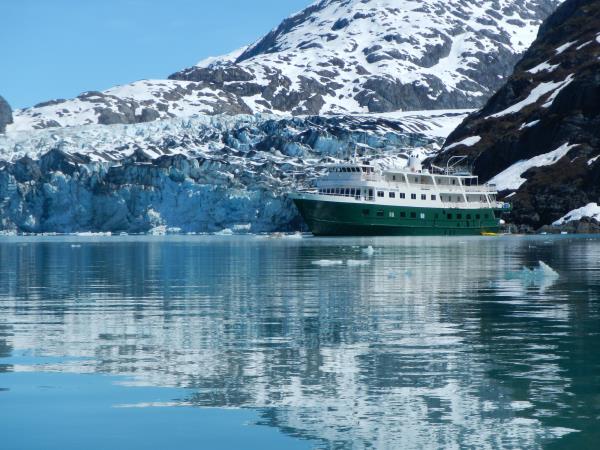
[0,235,599,449]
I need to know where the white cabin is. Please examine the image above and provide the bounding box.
[310,163,503,210]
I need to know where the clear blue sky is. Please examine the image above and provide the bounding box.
[1,0,312,109]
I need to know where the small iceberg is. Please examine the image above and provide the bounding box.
[346,259,370,266]
[214,228,234,236]
[362,246,375,257]
[312,260,344,266]
[505,260,559,292]
[74,231,112,237]
[386,269,412,279]
[521,261,559,280]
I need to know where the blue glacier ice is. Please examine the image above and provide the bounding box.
[0,112,467,233]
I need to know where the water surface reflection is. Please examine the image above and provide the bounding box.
[1,235,599,448]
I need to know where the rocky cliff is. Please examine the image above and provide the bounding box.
[0,96,12,133]
[437,0,600,229]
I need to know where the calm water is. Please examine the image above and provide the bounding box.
[0,235,599,449]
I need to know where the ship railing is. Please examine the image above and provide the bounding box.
[297,189,366,200]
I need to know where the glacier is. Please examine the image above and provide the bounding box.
[0,111,468,233]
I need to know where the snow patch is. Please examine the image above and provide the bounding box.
[527,61,559,74]
[519,120,540,130]
[555,40,577,55]
[444,136,481,151]
[553,203,600,225]
[489,75,575,118]
[489,143,577,190]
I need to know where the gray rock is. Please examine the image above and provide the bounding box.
[0,95,13,133]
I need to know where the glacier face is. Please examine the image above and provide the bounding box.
[0,111,468,233]
[8,0,562,131]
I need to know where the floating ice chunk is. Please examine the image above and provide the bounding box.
[362,246,375,257]
[537,261,559,278]
[312,260,344,266]
[505,261,559,292]
[386,269,411,278]
[74,231,112,237]
[148,226,167,236]
[510,401,533,411]
[282,232,304,239]
[214,228,234,236]
[346,259,370,266]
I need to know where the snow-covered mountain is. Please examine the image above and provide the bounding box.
[0,111,467,233]
[9,0,561,131]
[438,0,600,230]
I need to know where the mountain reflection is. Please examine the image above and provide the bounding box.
[0,236,599,448]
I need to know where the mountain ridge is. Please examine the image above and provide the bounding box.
[8,0,561,132]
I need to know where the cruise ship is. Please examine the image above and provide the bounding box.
[289,157,509,236]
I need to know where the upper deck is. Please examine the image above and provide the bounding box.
[318,164,496,193]
[294,162,507,210]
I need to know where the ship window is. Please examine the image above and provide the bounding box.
[421,194,426,200]
[400,193,406,199]
[389,211,395,218]
[411,194,416,200]
[368,189,374,198]
[410,212,416,219]
[447,214,452,220]
[400,211,406,218]
[452,179,456,185]
[362,209,370,216]
[389,192,395,198]
[377,191,385,198]
[431,195,436,201]
[467,214,472,220]
[457,214,462,220]
[420,213,425,219]
[392,175,396,181]
[376,210,384,217]
[345,188,350,196]
[476,214,481,220]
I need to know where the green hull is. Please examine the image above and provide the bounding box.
[292,197,501,236]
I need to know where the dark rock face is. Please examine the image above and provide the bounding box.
[0,96,13,133]
[436,0,600,228]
